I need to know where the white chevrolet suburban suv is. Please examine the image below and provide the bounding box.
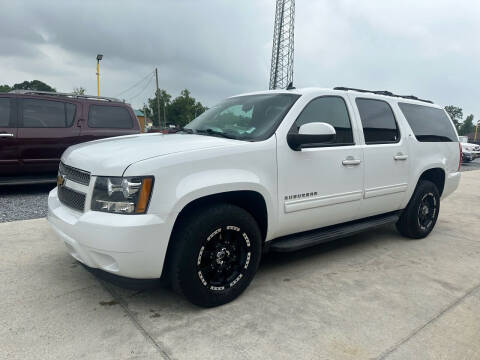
[48,87,461,307]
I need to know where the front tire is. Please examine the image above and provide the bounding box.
[170,203,262,307]
[396,180,440,239]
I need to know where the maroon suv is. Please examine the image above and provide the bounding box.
[0,91,141,184]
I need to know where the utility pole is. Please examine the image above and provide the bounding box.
[163,103,167,128]
[155,68,161,129]
[474,120,479,142]
[143,105,148,133]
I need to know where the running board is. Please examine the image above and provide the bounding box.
[0,175,56,186]
[268,212,400,252]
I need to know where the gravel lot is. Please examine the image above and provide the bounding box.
[1,159,479,223]
[0,183,55,223]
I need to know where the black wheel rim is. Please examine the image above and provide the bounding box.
[197,226,251,291]
[417,192,437,231]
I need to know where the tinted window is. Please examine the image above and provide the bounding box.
[356,99,399,144]
[0,98,11,127]
[66,103,76,126]
[88,105,133,129]
[398,103,457,142]
[22,99,76,128]
[292,96,354,145]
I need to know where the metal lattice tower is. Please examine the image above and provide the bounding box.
[269,0,295,90]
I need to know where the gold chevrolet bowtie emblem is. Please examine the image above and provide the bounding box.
[57,174,65,187]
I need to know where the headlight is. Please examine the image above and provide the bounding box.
[91,176,154,214]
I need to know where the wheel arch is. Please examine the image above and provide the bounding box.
[172,190,268,239]
[162,189,270,280]
[416,167,446,196]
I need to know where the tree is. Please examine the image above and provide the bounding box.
[0,84,11,93]
[72,87,86,95]
[459,114,474,136]
[147,89,172,127]
[146,88,207,127]
[444,105,463,131]
[0,80,56,93]
[11,80,56,92]
[167,89,208,128]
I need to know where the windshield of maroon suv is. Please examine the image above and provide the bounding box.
[183,93,300,141]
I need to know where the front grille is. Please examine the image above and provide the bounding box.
[58,186,86,212]
[59,162,90,186]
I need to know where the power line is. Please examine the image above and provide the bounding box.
[126,73,155,102]
[115,70,155,97]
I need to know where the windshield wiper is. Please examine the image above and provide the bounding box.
[195,128,238,139]
[178,127,194,134]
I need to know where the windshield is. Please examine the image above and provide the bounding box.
[184,93,300,141]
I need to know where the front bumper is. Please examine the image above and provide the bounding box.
[462,151,480,161]
[48,187,171,279]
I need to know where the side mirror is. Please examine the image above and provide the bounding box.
[287,122,336,151]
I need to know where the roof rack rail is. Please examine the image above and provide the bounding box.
[333,87,433,104]
[8,90,123,103]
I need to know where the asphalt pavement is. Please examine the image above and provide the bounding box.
[1,171,480,359]
[460,158,480,172]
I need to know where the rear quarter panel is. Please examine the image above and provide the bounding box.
[393,102,460,206]
[79,101,140,143]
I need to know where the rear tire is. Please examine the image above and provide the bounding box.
[396,180,440,239]
[170,203,262,307]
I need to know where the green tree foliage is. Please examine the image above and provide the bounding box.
[0,84,11,92]
[147,89,207,127]
[147,89,172,127]
[444,105,463,130]
[1,80,56,93]
[72,87,86,95]
[459,114,474,136]
[12,80,56,92]
[168,89,207,128]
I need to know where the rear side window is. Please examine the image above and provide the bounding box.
[21,99,76,128]
[398,103,457,142]
[292,96,354,145]
[88,105,133,129]
[66,103,76,126]
[356,98,399,144]
[0,98,11,127]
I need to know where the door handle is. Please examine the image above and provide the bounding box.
[342,158,361,166]
[394,154,408,161]
[0,133,14,138]
[76,118,85,128]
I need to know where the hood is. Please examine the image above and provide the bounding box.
[61,133,237,176]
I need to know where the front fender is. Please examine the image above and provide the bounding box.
[170,169,275,238]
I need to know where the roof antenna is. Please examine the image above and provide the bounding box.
[286,82,295,90]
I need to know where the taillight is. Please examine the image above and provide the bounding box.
[458,142,462,171]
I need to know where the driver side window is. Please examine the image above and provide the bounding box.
[292,96,354,145]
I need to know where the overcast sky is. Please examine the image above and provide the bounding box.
[0,0,478,119]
